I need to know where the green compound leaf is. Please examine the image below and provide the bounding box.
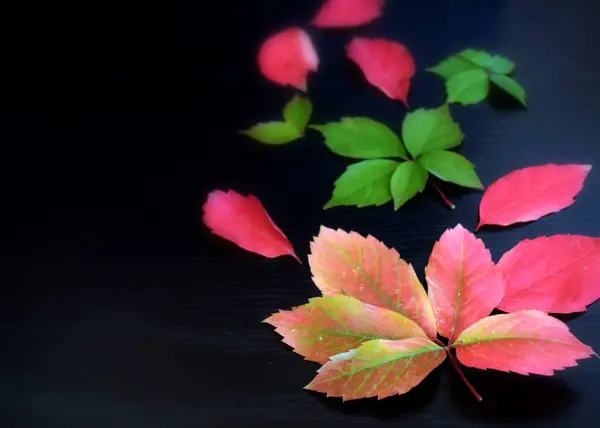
[390,161,429,210]
[311,118,408,160]
[446,69,490,105]
[240,121,302,145]
[402,104,464,158]
[325,159,399,209]
[283,95,313,132]
[419,151,483,189]
[490,74,527,106]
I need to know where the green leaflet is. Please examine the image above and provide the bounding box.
[430,49,525,106]
[241,95,312,145]
[419,151,483,189]
[402,104,464,157]
[325,160,399,209]
[390,161,429,210]
[446,69,490,105]
[490,74,527,106]
[284,95,313,132]
[240,122,302,145]
[311,118,409,160]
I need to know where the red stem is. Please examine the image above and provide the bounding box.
[432,182,455,210]
[446,348,482,401]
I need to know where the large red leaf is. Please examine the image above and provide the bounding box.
[312,0,385,28]
[308,227,437,338]
[477,164,592,230]
[257,27,319,91]
[425,224,505,342]
[203,190,299,262]
[453,310,595,375]
[346,37,415,105]
[497,235,600,313]
[264,295,427,364]
[305,337,446,400]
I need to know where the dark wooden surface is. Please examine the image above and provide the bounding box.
[2,1,600,427]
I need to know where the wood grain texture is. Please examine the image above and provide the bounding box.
[1,0,600,427]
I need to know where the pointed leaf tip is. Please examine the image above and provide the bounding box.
[478,164,592,229]
[258,27,318,91]
[203,190,299,261]
[347,37,415,104]
[312,0,385,28]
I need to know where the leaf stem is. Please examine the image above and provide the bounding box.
[446,348,482,401]
[432,182,456,210]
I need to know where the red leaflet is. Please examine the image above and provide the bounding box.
[346,37,415,105]
[257,27,319,91]
[497,235,600,313]
[425,224,505,341]
[264,295,427,364]
[477,164,592,230]
[308,227,437,339]
[202,190,299,262]
[312,0,385,28]
[454,311,595,375]
[305,338,446,401]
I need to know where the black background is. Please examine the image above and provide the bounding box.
[2,1,600,427]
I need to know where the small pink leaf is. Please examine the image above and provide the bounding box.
[477,164,592,230]
[312,0,385,28]
[453,310,595,375]
[202,190,299,262]
[425,224,505,342]
[497,235,600,313]
[309,227,437,339]
[305,337,446,400]
[264,295,427,364]
[346,37,415,105]
[257,27,319,91]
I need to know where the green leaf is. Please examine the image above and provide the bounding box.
[419,151,483,189]
[490,73,527,106]
[459,49,515,74]
[325,159,399,209]
[402,104,464,158]
[283,95,313,132]
[311,118,408,160]
[390,162,429,210]
[240,122,302,145]
[428,55,481,80]
[446,69,490,105]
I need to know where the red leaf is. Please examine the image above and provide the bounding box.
[308,227,437,339]
[305,338,446,400]
[257,27,319,91]
[453,310,595,375]
[346,37,415,105]
[312,0,385,28]
[425,224,505,342]
[264,295,427,364]
[477,164,592,230]
[202,190,299,262]
[497,235,600,313]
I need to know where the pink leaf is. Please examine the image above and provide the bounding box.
[309,227,437,339]
[257,27,319,91]
[453,310,595,375]
[477,164,592,230]
[497,235,600,313]
[346,37,415,105]
[312,0,385,28]
[202,190,299,262]
[425,224,505,342]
